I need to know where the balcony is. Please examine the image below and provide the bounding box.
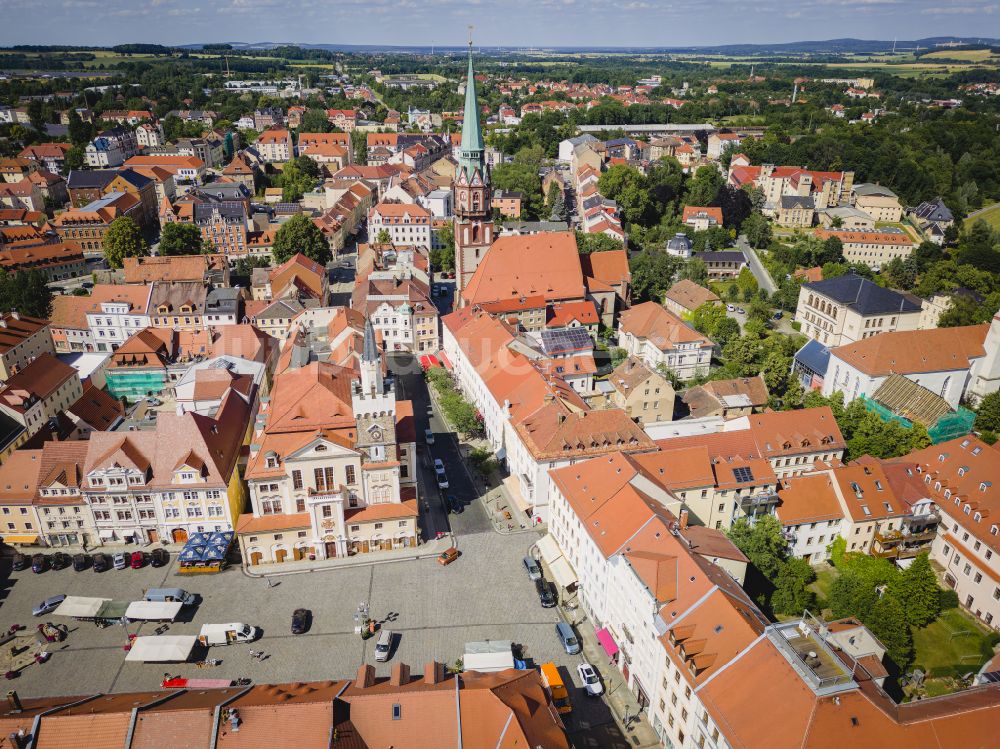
[739,492,780,510]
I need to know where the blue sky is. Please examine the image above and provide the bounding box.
[0,0,996,47]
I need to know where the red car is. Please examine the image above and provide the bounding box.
[130,551,145,569]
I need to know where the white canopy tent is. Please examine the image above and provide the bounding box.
[464,640,515,673]
[534,534,578,589]
[52,596,110,619]
[124,636,198,663]
[124,601,184,621]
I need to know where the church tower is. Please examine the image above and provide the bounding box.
[453,35,493,299]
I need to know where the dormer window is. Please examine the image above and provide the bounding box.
[991,525,998,536]
[974,512,982,522]
[265,451,278,469]
[959,467,967,477]
[981,482,992,493]
[972,447,982,456]
[944,489,951,500]
[935,482,941,492]
[964,505,971,515]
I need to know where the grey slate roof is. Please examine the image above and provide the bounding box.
[912,197,953,224]
[780,195,814,210]
[66,169,118,190]
[804,274,921,316]
[853,183,898,199]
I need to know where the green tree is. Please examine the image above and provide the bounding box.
[975,392,1000,434]
[158,222,206,256]
[279,155,321,202]
[742,211,772,249]
[609,347,628,368]
[599,164,653,225]
[0,270,52,318]
[771,557,817,616]
[63,146,85,175]
[27,99,46,134]
[684,165,723,208]
[576,232,624,254]
[301,108,332,133]
[67,109,92,146]
[629,250,680,304]
[727,516,788,579]
[891,553,940,627]
[271,214,330,265]
[430,223,455,272]
[375,228,391,245]
[868,593,914,669]
[102,216,149,269]
[678,257,708,286]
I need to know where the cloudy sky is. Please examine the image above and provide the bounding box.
[0,0,996,47]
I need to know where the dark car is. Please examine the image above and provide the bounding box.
[448,495,463,514]
[31,554,49,574]
[92,553,110,573]
[149,548,169,568]
[130,551,145,569]
[11,553,28,571]
[50,552,70,570]
[535,578,557,608]
[72,553,90,571]
[291,608,311,635]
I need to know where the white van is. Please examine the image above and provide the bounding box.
[198,622,258,646]
[374,629,394,662]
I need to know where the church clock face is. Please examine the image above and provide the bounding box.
[370,428,383,442]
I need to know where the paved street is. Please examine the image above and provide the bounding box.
[737,234,777,295]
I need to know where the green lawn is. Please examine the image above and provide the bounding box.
[970,203,1000,232]
[911,607,995,677]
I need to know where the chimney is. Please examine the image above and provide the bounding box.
[9,310,18,321]
[6,691,21,713]
[679,509,689,530]
[389,662,410,687]
[424,661,445,685]
[355,663,375,689]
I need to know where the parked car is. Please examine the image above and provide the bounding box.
[50,552,70,570]
[426,403,434,417]
[11,553,28,571]
[577,663,604,696]
[71,553,90,572]
[374,629,394,662]
[149,548,169,568]
[92,553,110,573]
[424,428,435,445]
[437,547,460,566]
[130,551,144,569]
[31,554,49,574]
[33,594,66,617]
[773,311,783,320]
[556,622,581,655]
[726,304,735,312]
[291,608,311,635]
[522,556,542,582]
[112,552,128,571]
[535,578,557,608]
[434,458,449,489]
[448,494,463,514]
[737,307,746,315]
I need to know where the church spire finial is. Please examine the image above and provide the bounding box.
[458,26,485,181]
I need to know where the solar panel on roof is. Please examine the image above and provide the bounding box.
[541,327,592,356]
[732,466,754,483]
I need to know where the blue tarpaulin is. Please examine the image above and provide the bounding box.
[178,531,234,565]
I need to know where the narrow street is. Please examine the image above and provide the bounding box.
[737,234,777,295]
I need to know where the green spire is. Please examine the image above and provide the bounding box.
[458,41,485,181]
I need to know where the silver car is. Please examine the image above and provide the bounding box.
[523,556,542,581]
[33,594,66,617]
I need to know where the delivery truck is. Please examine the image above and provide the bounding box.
[197,622,258,646]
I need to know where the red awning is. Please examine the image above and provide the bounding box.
[437,351,453,370]
[596,627,619,658]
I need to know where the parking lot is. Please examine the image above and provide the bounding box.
[0,529,615,734]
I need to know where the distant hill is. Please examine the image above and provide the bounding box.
[176,37,1000,56]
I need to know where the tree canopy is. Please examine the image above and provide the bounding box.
[103,216,149,269]
[159,222,207,256]
[271,214,330,265]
